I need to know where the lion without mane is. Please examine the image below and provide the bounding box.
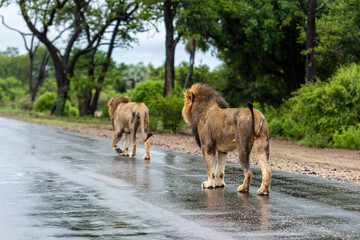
[108,96,152,160]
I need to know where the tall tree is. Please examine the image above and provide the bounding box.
[184,37,196,89]
[163,0,181,97]
[0,15,50,104]
[162,0,206,96]
[29,46,50,103]
[316,0,360,80]
[74,1,152,116]
[18,0,141,115]
[188,0,306,105]
[77,17,139,116]
[298,0,330,81]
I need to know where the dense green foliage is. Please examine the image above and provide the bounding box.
[268,63,360,149]
[0,76,26,104]
[185,0,305,106]
[33,92,56,112]
[316,0,360,80]
[128,80,185,132]
[1,0,360,149]
[34,92,79,117]
[0,48,28,83]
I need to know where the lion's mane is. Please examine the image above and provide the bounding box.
[183,83,229,147]
[108,96,130,127]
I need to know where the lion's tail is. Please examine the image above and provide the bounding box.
[248,102,256,135]
[140,110,153,142]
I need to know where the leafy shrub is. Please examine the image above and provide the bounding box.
[33,92,56,112]
[267,63,360,149]
[64,100,79,117]
[148,92,185,132]
[333,124,360,150]
[16,94,33,110]
[0,76,26,104]
[266,105,303,139]
[162,94,185,132]
[127,80,163,103]
[102,106,110,118]
[128,80,185,132]
[34,91,79,117]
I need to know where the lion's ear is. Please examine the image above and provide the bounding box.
[186,91,195,103]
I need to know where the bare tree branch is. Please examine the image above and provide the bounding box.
[173,32,182,50]
[64,0,83,63]
[317,0,332,11]
[44,0,69,33]
[0,15,33,51]
[298,0,308,14]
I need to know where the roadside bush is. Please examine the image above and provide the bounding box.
[16,94,33,110]
[64,100,79,117]
[102,107,110,118]
[127,79,163,103]
[147,92,184,132]
[266,105,303,139]
[34,91,79,117]
[128,80,185,132]
[333,124,360,150]
[268,63,360,149]
[0,76,26,104]
[33,92,56,112]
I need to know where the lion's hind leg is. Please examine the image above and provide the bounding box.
[122,133,130,156]
[253,133,271,196]
[112,130,124,155]
[143,140,150,160]
[129,130,137,157]
[237,149,252,193]
[215,151,227,187]
[201,145,217,188]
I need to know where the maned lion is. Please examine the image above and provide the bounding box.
[182,83,271,195]
[108,96,152,160]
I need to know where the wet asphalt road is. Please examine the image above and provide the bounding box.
[1,117,360,240]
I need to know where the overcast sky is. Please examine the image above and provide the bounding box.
[0,4,222,70]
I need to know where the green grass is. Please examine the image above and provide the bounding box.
[0,107,112,129]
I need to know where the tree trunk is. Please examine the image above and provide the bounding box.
[89,19,121,116]
[305,0,317,82]
[163,0,176,97]
[78,89,92,116]
[299,0,327,82]
[184,39,196,89]
[50,57,69,115]
[77,50,96,116]
[28,51,34,103]
[31,49,49,103]
[283,59,305,93]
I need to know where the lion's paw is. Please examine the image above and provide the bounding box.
[237,184,249,192]
[113,146,123,154]
[216,179,226,188]
[143,155,150,160]
[256,187,269,196]
[202,180,216,189]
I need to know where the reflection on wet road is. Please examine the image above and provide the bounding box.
[1,117,360,239]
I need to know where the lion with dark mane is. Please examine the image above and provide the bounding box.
[108,96,152,160]
[182,83,271,195]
